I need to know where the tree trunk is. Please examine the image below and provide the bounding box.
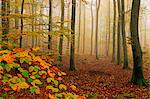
[90,0,94,55]
[31,0,35,48]
[130,0,148,86]
[48,0,52,49]
[83,4,86,54]
[95,0,100,60]
[70,0,76,71]
[117,0,121,65]
[77,0,81,53]
[66,2,70,54]
[112,0,116,63]
[107,0,110,56]
[121,0,129,69]
[58,0,65,66]
[1,0,9,49]
[20,0,24,48]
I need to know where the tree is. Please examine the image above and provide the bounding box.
[107,0,110,56]
[117,0,121,65]
[121,0,129,69]
[77,0,81,53]
[95,0,100,60]
[1,0,10,49]
[130,0,149,86]
[31,0,35,48]
[90,0,94,55]
[48,0,52,49]
[112,0,116,63]
[83,3,86,54]
[58,0,65,66]
[20,0,24,48]
[69,0,76,71]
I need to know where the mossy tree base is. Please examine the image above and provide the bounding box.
[129,78,149,87]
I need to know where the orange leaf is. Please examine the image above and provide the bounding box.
[2,54,15,64]
[48,70,55,78]
[17,74,22,78]
[4,87,11,91]
[78,96,85,99]
[57,77,62,81]
[42,74,47,79]
[48,93,56,99]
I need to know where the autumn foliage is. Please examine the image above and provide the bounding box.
[0,48,84,99]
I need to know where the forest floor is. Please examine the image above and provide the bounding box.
[62,55,150,99]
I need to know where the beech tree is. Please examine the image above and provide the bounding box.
[95,0,100,60]
[48,0,52,49]
[58,0,65,66]
[1,0,10,49]
[90,0,94,55]
[70,0,76,71]
[117,0,121,65]
[121,0,129,69]
[112,0,116,63]
[20,0,24,48]
[130,0,149,86]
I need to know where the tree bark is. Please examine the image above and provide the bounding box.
[77,0,81,53]
[48,0,52,49]
[90,0,94,55]
[20,0,24,48]
[95,0,100,60]
[130,0,148,86]
[117,0,121,65]
[70,0,76,71]
[58,0,65,66]
[83,4,86,54]
[121,0,129,69]
[112,0,116,63]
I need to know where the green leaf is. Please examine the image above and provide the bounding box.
[28,78,33,83]
[21,70,29,77]
[59,84,67,90]
[30,87,36,93]
[53,80,58,86]
[55,93,63,98]
[34,66,41,72]
[46,85,53,89]
[52,88,59,93]
[34,74,41,79]
[20,58,31,64]
[39,70,47,75]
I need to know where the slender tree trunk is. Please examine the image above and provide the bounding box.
[107,0,110,56]
[1,0,9,49]
[117,0,121,65]
[15,0,19,30]
[77,0,81,52]
[95,0,100,60]
[90,0,94,55]
[58,0,65,66]
[66,2,70,54]
[48,0,52,49]
[31,0,34,48]
[70,0,76,71]
[112,0,116,63]
[121,0,129,69]
[20,0,24,48]
[130,0,148,86]
[83,4,86,54]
